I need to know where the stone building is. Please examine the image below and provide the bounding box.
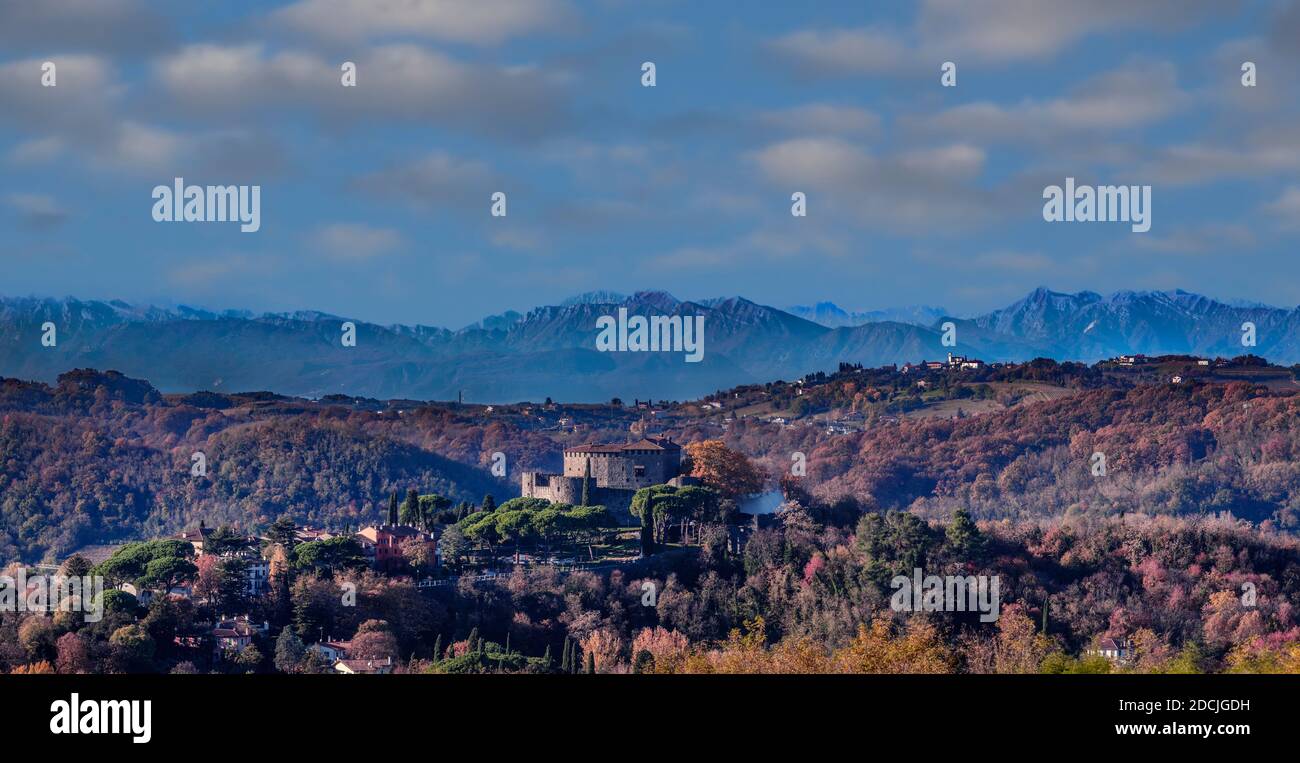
[521,437,688,521]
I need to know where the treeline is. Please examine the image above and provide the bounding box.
[695,380,1300,531]
[0,370,515,562]
[6,504,1299,674]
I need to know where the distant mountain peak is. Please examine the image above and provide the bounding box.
[561,290,627,306]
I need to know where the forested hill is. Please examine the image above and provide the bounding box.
[0,370,515,563]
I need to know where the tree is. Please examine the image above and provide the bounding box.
[945,508,986,560]
[203,525,245,557]
[400,488,421,526]
[274,628,306,673]
[585,651,595,674]
[580,458,591,506]
[481,494,497,514]
[437,526,470,571]
[55,632,91,674]
[418,494,452,532]
[387,492,400,526]
[60,553,93,579]
[94,539,194,588]
[109,625,156,669]
[268,516,298,550]
[684,440,766,498]
[402,536,434,574]
[232,644,263,674]
[353,622,400,662]
[292,536,367,575]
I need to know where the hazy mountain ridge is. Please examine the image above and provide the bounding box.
[2,288,1297,402]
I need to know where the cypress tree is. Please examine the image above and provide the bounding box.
[561,638,571,673]
[387,492,399,526]
[542,645,552,669]
[585,651,595,675]
[481,494,496,513]
[581,458,591,506]
[433,634,443,661]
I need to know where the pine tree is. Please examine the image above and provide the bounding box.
[387,492,399,526]
[273,628,305,674]
[401,488,420,526]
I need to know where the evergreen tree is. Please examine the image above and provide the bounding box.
[945,508,985,559]
[273,627,306,673]
[481,494,496,513]
[400,488,420,526]
[433,634,443,661]
[269,516,298,549]
[581,458,591,507]
[561,638,571,673]
[585,651,595,675]
[542,645,552,669]
[633,649,654,674]
[387,492,399,526]
[467,627,480,654]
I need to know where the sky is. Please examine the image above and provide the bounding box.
[2,0,1300,328]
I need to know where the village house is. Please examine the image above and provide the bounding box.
[333,657,394,675]
[176,524,270,598]
[1088,637,1134,664]
[355,525,438,573]
[310,639,353,662]
[212,616,268,657]
[947,352,985,370]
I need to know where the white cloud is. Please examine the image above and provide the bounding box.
[312,223,405,260]
[4,193,68,229]
[769,0,1237,77]
[354,151,499,209]
[154,43,568,139]
[917,0,1235,63]
[272,0,574,45]
[752,137,1006,233]
[1264,186,1300,231]
[767,26,911,76]
[911,60,1186,145]
[760,104,882,137]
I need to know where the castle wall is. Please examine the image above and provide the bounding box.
[522,445,681,526]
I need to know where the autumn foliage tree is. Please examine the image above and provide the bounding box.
[685,439,766,498]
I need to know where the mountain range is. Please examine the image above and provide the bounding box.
[2,288,1297,402]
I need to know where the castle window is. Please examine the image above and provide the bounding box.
[634,465,645,478]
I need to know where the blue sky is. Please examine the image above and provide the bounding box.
[2,0,1299,327]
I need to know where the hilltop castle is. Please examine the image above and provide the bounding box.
[521,437,689,521]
